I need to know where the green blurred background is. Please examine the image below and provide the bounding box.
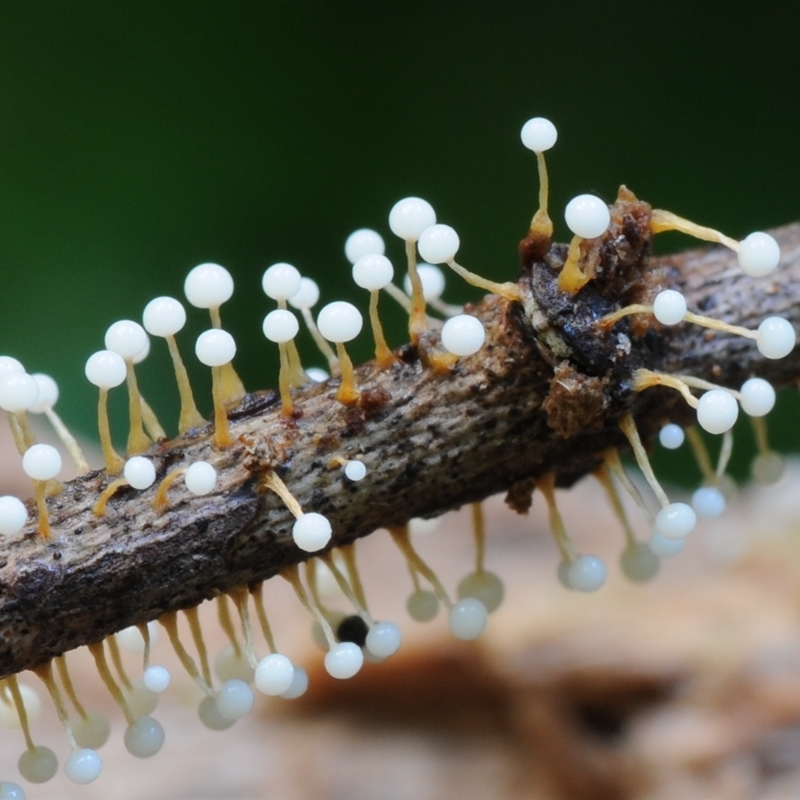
[1,0,798,482]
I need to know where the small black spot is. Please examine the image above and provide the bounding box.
[337,615,368,647]
[73,526,84,536]
[52,551,62,561]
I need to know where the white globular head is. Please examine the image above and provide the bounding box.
[22,444,61,481]
[215,679,254,721]
[344,460,367,481]
[262,263,302,302]
[757,316,796,360]
[305,367,329,383]
[652,289,687,326]
[17,745,58,784]
[123,716,165,758]
[691,486,726,518]
[85,350,127,389]
[738,231,780,277]
[448,597,489,639]
[404,263,446,301]
[520,116,558,152]
[64,748,103,785]
[388,197,436,241]
[324,641,364,679]
[566,555,607,592]
[0,357,24,380]
[456,570,505,613]
[317,302,363,343]
[72,711,111,750]
[345,228,386,264]
[185,461,217,496]
[739,377,776,417]
[752,451,785,486]
[696,389,739,434]
[279,665,309,700]
[365,621,402,658]
[123,457,156,490]
[262,309,300,343]
[105,320,149,361]
[658,423,685,450]
[142,665,171,693]
[143,296,187,338]
[0,372,39,413]
[417,224,460,265]
[254,653,295,696]
[28,374,59,414]
[184,262,234,309]
[441,314,485,357]
[0,496,28,535]
[292,512,332,552]
[564,194,611,239]
[406,589,439,622]
[198,695,235,731]
[352,254,394,291]
[0,781,26,799]
[195,329,236,367]
[287,277,320,310]
[654,501,696,540]
[619,543,660,583]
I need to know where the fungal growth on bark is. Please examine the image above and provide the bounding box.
[0,117,797,793]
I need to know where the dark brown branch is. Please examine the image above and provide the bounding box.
[2,202,800,680]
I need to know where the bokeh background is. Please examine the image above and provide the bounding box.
[3,5,800,800]
[1,1,799,480]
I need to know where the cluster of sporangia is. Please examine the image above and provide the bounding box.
[0,117,795,796]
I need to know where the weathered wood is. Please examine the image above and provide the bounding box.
[2,207,799,679]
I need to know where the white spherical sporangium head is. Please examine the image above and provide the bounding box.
[123,456,156,490]
[292,512,332,552]
[85,350,127,389]
[0,372,39,413]
[739,377,776,417]
[262,309,300,343]
[757,316,796,359]
[288,277,320,310]
[143,296,187,337]
[0,496,28,535]
[105,320,149,360]
[696,389,739,434]
[262,262,302,301]
[184,262,234,308]
[317,301,363,343]
[185,461,217,495]
[28,374,59,413]
[195,329,237,367]
[345,228,386,264]
[658,423,685,450]
[564,194,611,239]
[417,224,460,264]
[652,289,687,326]
[520,117,558,152]
[22,444,62,481]
[654,502,696,540]
[404,263,446,300]
[352,253,394,291]
[388,197,436,240]
[440,315,485,357]
[738,231,780,277]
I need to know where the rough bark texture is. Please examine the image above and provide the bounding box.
[2,201,800,679]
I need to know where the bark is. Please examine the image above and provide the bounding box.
[2,199,800,680]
